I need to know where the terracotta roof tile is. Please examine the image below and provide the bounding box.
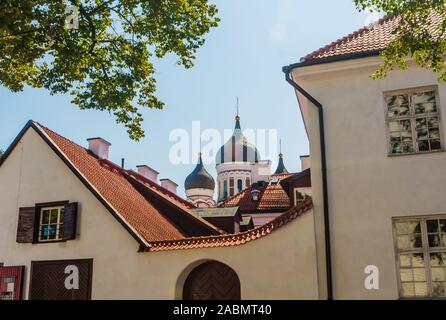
[147,197,313,252]
[219,182,291,213]
[34,122,220,244]
[302,12,443,63]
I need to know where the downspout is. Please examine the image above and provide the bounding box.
[282,66,333,300]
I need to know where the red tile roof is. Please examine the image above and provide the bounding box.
[33,122,221,245]
[219,182,291,213]
[301,12,443,63]
[146,197,313,252]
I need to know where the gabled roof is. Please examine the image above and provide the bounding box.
[0,121,222,249]
[295,11,444,67]
[146,198,313,252]
[219,181,291,213]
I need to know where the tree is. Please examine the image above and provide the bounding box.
[354,0,446,81]
[0,1,219,140]
[0,149,4,157]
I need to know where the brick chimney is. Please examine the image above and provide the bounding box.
[160,179,178,194]
[87,137,111,160]
[136,165,159,184]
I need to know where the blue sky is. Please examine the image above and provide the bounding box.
[0,0,375,197]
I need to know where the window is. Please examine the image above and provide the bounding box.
[38,206,65,242]
[223,180,228,199]
[393,216,446,298]
[385,89,442,155]
[245,178,250,188]
[237,179,243,193]
[229,178,234,197]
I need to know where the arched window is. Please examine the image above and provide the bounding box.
[245,178,250,188]
[223,180,228,199]
[237,179,243,193]
[229,178,235,196]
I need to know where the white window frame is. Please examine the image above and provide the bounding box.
[393,215,446,299]
[384,86,444,156]
[38,206,64,242]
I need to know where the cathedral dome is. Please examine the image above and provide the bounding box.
[215,116,260,165]
[185,153,215,190]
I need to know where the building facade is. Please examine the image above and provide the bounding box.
[285,14,446,299]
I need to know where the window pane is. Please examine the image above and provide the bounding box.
[430,253,446,267]
[399,255,411,267]
[413,92,436,113]
[389,121,401,132]
[417,129,428,140]
[401,283,415,297]
[427,219,439,233]
[396,222,409,235]
[429,234,441,247]
[429,128,440,139]
[428,117,439,128]
[42,210,50,224]
[419,140,430,152]
[416,118,427,130]
[414,282,428,296]
[440,220,446,232]
[413,268,426,282]
[48,225,57,239]
[397,235,410,249]
[412,253,425,267]
[408,221,421,234]
[431,139,442,150]
[50,210,58,224]
[400,269,414,282]
[432,282,446,297]
[431,268,446,282]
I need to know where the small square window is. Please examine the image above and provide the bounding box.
[38,206,64,242]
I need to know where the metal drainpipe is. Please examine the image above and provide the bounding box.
[283,66,333,300]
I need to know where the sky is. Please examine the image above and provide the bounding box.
[0,0,375,197]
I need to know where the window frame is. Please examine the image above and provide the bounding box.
[384,86,444,157]
[392,214,446,299]
[35,201,69,244]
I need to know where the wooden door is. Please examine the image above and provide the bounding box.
[183,261,241,300]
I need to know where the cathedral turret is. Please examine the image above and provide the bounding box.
[185,153,216,208]
[274,153,289,174]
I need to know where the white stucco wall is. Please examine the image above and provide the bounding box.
[292,57,446,299]
[0,128,319,299]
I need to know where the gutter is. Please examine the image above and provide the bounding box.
[282,66,333,300]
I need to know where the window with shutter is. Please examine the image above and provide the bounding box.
[16,207,36,243]
[16,201,78,243]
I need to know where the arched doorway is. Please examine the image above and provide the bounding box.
[183,261,241,300]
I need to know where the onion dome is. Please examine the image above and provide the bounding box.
[215,115,260,165]
[274,153,289,174]
[185,153,215,190]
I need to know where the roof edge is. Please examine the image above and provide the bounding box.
[283,50,382,72]
[3,121,150,249]
[145,198,313,252]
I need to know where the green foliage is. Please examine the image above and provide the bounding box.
[0,149,3,157]
[0,0,219,140]
[353,0,446,81]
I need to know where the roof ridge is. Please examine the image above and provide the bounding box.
[146,197,313,252]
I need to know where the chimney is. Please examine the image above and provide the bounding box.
[136,165,159,183]
[160,179,178,194]
[87,137,111,160]
[300,155,310,171]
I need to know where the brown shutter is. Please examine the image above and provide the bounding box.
[63,202,78,240]
[16,207,36,243]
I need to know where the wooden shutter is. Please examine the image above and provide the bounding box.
[16,207,36,243]
[63,202,78,240]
